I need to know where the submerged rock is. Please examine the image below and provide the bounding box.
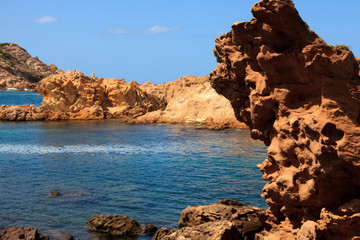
[153,199,264,240]
[87,214,157,236]
[50,190,60,196]
[210,0,360,238]
[0,226,49,240]
[44,230,73,240]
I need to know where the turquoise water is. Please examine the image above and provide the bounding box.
[0,91,43,106]
[0,93,268,239]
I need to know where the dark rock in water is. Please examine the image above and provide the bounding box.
[87,214,156,236]
[45,230,73,240]
[50,190,60,196]
[0,226,49,240]
[144,224,157,235]
[153,199,264,240]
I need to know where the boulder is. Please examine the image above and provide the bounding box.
[210,0,360,238]
[87,214,157,236]
[153,200,264,240]
[0,226,49,240]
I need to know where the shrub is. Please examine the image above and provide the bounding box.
[0,50,12,60]
[7,62,15,67]
[335,44,350,51]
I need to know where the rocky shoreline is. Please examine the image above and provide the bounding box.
[0,199,263,240]
[0,70,245,129]
[2,0,360,239]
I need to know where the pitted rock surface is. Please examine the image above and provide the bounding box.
[210,0,360,239]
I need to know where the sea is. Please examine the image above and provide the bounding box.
[0,91,267,240]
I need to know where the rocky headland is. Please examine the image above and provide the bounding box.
[210,0,360,239]
[0,68,244,128]
[0,43,62,91]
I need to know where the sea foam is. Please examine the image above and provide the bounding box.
[0,144,178,155]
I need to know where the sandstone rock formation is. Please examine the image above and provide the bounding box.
[0,43,62,90]
[153,199,264,240]
[0,70,165,120]
[87,214,157,236]
[136,75,246,129]
[0,105,44,121]
[0,226,49,240]
[210,0,360,239]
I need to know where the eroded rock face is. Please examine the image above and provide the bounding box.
[0,226,49,240]
[87,214,157,236]
[0,105,45,121]
[153,199,264,240]
[136,75,246,129]
[35,70,166,120]
[0,43,62,90]
[210,0,360,238]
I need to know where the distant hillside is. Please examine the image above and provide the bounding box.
[0,43,62,90]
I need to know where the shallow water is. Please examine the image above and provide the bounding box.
[0,95,268,239]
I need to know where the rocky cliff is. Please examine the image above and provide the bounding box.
[0,43,62,90]
[210,0,360,239]
[136,75,246,129]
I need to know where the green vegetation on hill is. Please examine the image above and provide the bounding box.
[0,50,12,60]
[7,62,15,67]
[0,44,18,67]
[0,42,10,49]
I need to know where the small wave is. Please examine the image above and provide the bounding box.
[0,144,179,155]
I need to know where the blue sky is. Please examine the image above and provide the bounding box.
[1,0,359,84]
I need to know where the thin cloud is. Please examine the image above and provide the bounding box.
[32,16,58,24]
[144,25,178,34]
[104,25,179,35]
[105,28,130,35]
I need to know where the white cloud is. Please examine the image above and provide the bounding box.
[104,25,179,35]
[105,28,129,34]
[32,16,58,24]
[144,25,178,34]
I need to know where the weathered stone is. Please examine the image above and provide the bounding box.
[153,200,264,240]
[0,226,49,240]
[87,214,156,237]
[210,0,360,238]
[136,75,246,129]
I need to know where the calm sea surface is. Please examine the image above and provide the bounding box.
[0,92,267,240]
[0,91,43,106]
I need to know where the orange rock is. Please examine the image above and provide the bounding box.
[136,75,246,129]
[210,0,360,238]
[33,70,165,120]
